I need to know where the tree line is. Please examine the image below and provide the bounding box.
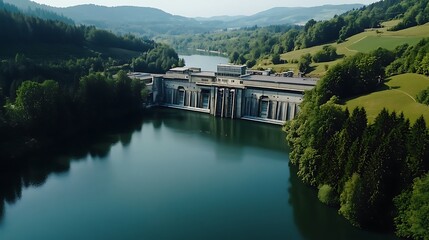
[386,38,429,76]
[0,56,145,164]
[0,7,182,72]
[0,0,73,24]
[285,40,429,239]
[164,0,429,68]
[0,5,156,53]
[0,7,182,165]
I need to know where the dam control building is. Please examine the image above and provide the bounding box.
[130,64,318,125]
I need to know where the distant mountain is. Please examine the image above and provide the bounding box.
[58,3,364,35]
[199,4,364,27]
[192,4,365,33]
[60,5,177,23]
[2,0,74,24]
[195,15,246,22]
[2,0,364,36]
[3,0,48,10]
[3,0,211,36]
[55,4,207,35]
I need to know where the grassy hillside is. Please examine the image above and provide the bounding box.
[260,22,429,77]
[344,73,429,125]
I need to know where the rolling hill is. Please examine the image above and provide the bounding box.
[56,4,205,35]
[3,0,363,36]
[261,21,429,77]
[344,73,429,125]
[197,4,364,27]
[0,0,73,23]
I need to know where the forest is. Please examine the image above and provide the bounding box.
[1,0,429,238]
[284,38,429,240]
[163,0,429,67]
[0,0,74,24]
[0,5,182,164]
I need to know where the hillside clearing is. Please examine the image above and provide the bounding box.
[261,23,429,77]
[344,73,429,125]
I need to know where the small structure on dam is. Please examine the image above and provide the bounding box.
[130,64,318,125]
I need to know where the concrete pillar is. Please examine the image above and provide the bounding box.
[187,90,191,106]
[221,89,225,118]
[213,87,218,116]
[152,76,164,104]
[226,89,229,117]
[235,89,242,119]
[291,103,296,119]
[182,90,186,106]
[231,90,236,119]
[283,102,288,121]
[273,101,279,120]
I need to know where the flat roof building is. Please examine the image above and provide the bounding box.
[217,64,247,77]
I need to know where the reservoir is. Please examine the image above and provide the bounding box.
[0,109,397,240]
[179,54,229,71]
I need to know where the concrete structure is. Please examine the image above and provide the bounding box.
[131,64,318,125]
[217,64,247,77]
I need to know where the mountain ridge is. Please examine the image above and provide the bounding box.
[3,0,364,35]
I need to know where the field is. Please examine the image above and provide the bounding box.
[259,22,429,77]
[344,73,429,125]
[348,35,423,53]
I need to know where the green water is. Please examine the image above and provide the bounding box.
[0,109,397,240]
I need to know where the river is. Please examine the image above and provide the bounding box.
[0,108,397,240]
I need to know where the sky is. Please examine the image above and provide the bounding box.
[31,0,378,17]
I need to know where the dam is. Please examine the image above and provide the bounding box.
[130,64,318,125]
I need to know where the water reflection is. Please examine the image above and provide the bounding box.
[179,54,229,72]
[0,109,398,240]
[0,116,143,224]
[145,108,288,153]
[288,165,398,240]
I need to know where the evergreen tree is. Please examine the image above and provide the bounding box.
[406,116,429,181]
[394,174,429,240]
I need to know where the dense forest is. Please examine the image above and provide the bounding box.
[0,5,182,164]
[0,1,181,71]
[285,38,429,240]
[163,25,299,68]
[0,0,73,24]
[1,0,429,238]
[164,0,429,67]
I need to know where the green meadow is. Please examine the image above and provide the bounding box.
[344,73,429,125]
[348,35,423,53]
[261,22,429,77]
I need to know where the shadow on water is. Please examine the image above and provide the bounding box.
[0,108,401,239]
[288,165,399,240]
[0,108,287,226]
[0,115,144,225]
[145,108,289,154]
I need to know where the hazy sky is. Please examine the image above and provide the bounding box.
[31,0,378,17]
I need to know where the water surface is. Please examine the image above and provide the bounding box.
[0,109,398,240]
[179,54,229,71]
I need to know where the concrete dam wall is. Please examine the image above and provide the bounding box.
[131,64,318,125]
